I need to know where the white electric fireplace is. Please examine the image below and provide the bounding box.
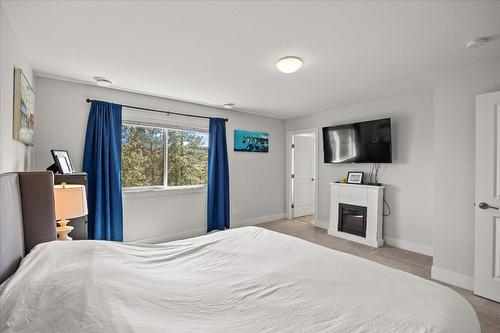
[328,183,385,247]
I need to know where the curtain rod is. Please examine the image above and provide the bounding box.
[85,99,228,122]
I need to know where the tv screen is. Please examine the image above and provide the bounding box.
[322,118,392,163]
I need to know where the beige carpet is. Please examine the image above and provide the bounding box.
[258,218,500,333]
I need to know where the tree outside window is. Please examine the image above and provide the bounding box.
[121,124,208,188]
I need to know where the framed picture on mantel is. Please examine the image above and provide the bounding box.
[347,171,364,184]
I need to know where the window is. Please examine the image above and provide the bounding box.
[121,123,208,189]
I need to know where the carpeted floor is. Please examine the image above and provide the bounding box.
[258,217,500,333]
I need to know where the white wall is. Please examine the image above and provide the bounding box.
[432,55,500,289]
[34,77,285,242]
[0,5,34,172]
[286,93,434,255]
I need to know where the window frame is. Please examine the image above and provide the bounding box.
[121,108,209,193]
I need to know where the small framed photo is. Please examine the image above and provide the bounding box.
[347,171,364,184]
[51,150,75,174]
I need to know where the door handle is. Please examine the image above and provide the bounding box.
[478,202,499,210]
[311,178,315,181]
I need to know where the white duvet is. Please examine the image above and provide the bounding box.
[0,227,479,332]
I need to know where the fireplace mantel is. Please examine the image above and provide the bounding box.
[328,182,385,247]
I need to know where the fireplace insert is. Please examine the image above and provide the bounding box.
[338,203,367,237]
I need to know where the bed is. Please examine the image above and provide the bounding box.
[0,172,480,332]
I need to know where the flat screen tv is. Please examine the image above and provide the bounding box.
[322,118,392,163]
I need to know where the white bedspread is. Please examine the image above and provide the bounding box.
[0,227,479,332]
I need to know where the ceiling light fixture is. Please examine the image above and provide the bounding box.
[222,103,234,109]
[276,56,303,73]
[94,77,112,87]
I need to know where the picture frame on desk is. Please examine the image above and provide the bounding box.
[51,150,75,174]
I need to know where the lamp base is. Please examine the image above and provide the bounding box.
[56,219,74,241]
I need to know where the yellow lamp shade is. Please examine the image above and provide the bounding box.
[54,183,88,220]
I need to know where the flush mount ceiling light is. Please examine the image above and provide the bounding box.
[222,103,235,109]
[94,77,112,86]
[276,56,303,73]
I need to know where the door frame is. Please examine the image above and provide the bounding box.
[286,128,319,225]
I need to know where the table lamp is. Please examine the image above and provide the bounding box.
[54,182,88,241]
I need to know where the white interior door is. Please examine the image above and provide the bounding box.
[292,134,315,218]
[474,91,500,302]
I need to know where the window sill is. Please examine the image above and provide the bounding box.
[122,185,207,198]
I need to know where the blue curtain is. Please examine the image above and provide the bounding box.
[207,118,230,232]
[82,100,123,241]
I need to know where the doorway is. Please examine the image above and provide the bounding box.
[287,129,318,225]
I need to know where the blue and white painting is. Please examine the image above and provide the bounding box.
[234,130,269,153]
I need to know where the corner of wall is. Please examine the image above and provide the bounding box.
[431,265,473,290]
[232,212,286,228]
[432,54,500,287]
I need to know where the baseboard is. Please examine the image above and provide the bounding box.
[125,227,207,244]
[384,236,433,256]
[299,219,434,258]
[314,220,329,229]
[431,266,473,290]
[315,223,432,256]
[232,212,286,228]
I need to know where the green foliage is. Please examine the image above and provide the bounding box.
[121,125,165,187]
[167,129,208,186]
[121,125,208,188]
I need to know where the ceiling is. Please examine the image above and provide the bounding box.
[2,1,500,119]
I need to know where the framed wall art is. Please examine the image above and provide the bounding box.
[13,68,35,146]
[234,130,269,153]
